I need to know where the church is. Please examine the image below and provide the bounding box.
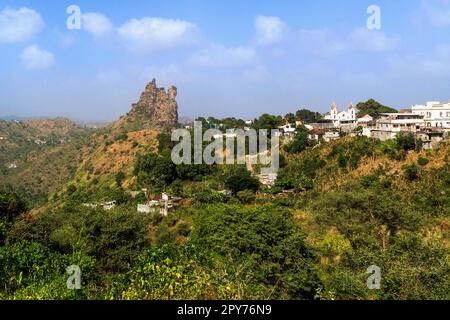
[324,103,358,126]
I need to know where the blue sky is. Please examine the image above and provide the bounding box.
[1,0,450,121]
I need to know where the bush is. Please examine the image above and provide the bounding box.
[191,204,321,299]
[224,166,259,195]
[236,190,256,204]
[396,133,418,152]
[176,222,191,237]
[115,171,126,187]
[417,157,429,166]
[194,190,226,204]
[403,164,419,181]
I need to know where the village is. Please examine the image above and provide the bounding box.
[279,100,450,149]
[82,99,450,216]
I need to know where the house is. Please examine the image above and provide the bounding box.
[83,201,117,211]
[323,131,340,142]
[308,128,325,141]
[324,103,357,126]
[370,113,424,141]
[416,127,448,149]
[102,201,117,210]
[357,114,374,126]
[411,100,450,129]
[137,193,180,216]
[278,123,297,136]
[6,163,17,169]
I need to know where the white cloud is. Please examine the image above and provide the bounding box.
[0,7,43,44]
[295,28,399,56]
[20,45,54,70]
[350,28,400,52]
[118,17,197,53]
[82,12,113,37]
[419,0,450,27]
[387,44,450,78]
[297,29,349,56]
[140,64,194,85]
[254,15,287,46]
[189,44,256,67]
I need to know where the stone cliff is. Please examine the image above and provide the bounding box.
[127,79,178,129]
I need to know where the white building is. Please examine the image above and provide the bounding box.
[324,131,340,142]
[137,193,180,216]
[6,163,17,169]
[370,113,424,141]
[278,123,297,136]
[411,101,450,129]
[324,103,357,126]
[83,200,117,211]
[357,114,374,126]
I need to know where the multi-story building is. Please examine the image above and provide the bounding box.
[411,101,450,129]
[370,113,424,141]
[324,103,357,126]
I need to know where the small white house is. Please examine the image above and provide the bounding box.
[278,123,297,136]
[83,200,116,211]
[323,131,340,142]
[357,114,374,125]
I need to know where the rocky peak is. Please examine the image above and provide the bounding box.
[129,78,178,129]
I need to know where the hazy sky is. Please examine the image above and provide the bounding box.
[1,0,450,121]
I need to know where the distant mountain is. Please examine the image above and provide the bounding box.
[178,116,194,125]
[0,115,32,121]
[0,79,179,206]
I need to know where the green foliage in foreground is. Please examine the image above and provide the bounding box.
[0,138,448,300]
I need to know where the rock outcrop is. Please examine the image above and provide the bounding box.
[128,79,178,129]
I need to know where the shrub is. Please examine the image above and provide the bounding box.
[224,166,259,195]
[403,164,419,181]
[417,157,429,166]
[236,190,256,204]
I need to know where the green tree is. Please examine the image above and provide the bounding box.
[115,171,126,187]
[224,166,259,195]
[0,191,27,222]
[284,125,310,153]
[295,109,323,123]
[356,99,397,118]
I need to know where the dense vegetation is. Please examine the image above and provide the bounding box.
[0,132,448,300]
[356,99,398,117]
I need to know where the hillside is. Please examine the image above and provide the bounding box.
[0,80,178,207]
[0,80,448,300]
[0,118,93,204]
[1,132,448,300]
